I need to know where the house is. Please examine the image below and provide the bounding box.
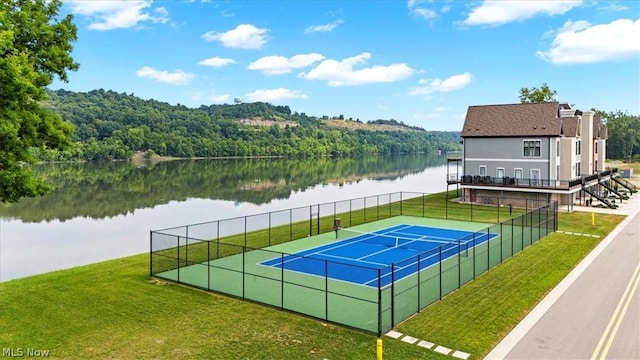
[451,101,634,210]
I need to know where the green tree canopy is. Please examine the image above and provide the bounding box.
[0,0,78,202]
[596,109,640,160]
[519,83,558,103]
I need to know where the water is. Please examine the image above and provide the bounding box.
[0,155,459,281]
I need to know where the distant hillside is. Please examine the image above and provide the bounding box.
[326,118,424,132]
[37,89,461,161]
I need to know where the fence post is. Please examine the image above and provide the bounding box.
[486,228,490,270]
[472,233,476,279]
[511,218,515,256]
[439,247,443,300]
[216,222,220,258]
[309,206,312,236]
[500,223,503,263]
[364,196,367,223]
[446,190,449,219]
[350,199,353,227]
[470,196,474,222]
[529,209,534,244]
[458,243,461,288]
[177,236,181,283]
[377,268,382,337]
[281,253,285,310]
[242,248,246,299]
[521,213,525,250]
[207,240,211,291]
[553,201,558,231]
[149,231,153,277]
[497,196,500,223]
[185,226,189,267]
[417,254,421,312]
[325,260,329,320]
[268,213,272,246]
[391,264,395,327]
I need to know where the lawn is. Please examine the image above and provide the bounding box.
[0,197,624,359]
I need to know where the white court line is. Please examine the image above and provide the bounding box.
[362,251,443,287]
[264,225,414,269]
[316,252,387,267]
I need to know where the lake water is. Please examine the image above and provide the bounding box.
[0,155,459,281]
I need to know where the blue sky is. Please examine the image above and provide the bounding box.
[52,0,640,131]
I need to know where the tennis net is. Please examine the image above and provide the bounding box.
[337,228,470,252]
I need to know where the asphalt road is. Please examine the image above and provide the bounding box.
[486,197,640,360]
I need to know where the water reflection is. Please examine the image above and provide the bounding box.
[0,155,458,281]
[0,155,446,222]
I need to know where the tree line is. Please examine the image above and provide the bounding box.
[35,89,462,161]
[596,110,640,160]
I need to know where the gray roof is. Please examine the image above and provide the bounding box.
[561,117,579,137]
[593,114,608,139]
[462,102,562,137]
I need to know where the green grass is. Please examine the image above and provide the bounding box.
[397,211,623,358]
[0,198,624,359]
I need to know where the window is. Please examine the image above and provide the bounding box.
[523,140,541,157]
[479,165,486,176]
[575,162,581,177]
[576,140,581,155]
[556,140,560,157]
[496,168,505,178]
[595,142,598,154]
[514,168,523,179]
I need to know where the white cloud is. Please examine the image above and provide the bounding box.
[407,0,441,20]
[198,57,236,67]
[67,1,169,30]
[598,3,628,12]
[202,24,268,49]
[413,106,447,120]
[245,88,307,102]
[299,52,415,86]
[248,53,325,75]
[208,94,231,103]
[537,18,640,64]
[135,66,195,85]
[463,0,581,27]
[305,20,344,33]
[408,72,472,96]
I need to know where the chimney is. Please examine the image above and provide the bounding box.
[581,111,594,175]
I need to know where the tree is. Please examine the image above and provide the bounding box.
[519,83,558,103]
[0,0,78,202]
[597,109,640,160]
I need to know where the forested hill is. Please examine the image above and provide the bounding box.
[38,89,461,161]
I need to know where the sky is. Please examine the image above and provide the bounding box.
[51,0,640,131]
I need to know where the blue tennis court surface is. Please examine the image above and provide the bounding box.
[260,224,499,288]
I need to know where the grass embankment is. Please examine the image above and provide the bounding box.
[0,197,624,359]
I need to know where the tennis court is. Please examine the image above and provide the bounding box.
[151,193,558,335]
[260,224,498,288]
